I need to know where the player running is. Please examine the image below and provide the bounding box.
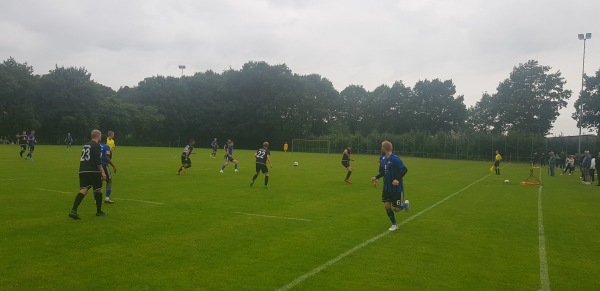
[371,141,409,231]
[25,130,36,160]
[176,139,195,175]
[100,141,117,203]
[250,142,273,189]
[210,138,218,158]
[341,144,353,184]
[68,129,107,220]
[18,131,27,158]
[220,140,239,173]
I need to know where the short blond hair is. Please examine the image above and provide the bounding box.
[263,142,269,148]
[381,140,393,152]
[91,129,102,139]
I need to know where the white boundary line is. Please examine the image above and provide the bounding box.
[34,188,71,194]
[114,198,164,205]
[276,166,505,291]
[537,168,551,291]
[236,212,311,222]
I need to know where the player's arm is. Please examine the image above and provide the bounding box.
[267,154,272,167]
[106,154,117,173]
[94,147,106,180]
[184,149,191,160]
[392,159,408,185]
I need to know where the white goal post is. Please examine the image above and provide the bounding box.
[291,139,331,153]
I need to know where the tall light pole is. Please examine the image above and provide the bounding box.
[577,33,592,154]
[178,65,186,77]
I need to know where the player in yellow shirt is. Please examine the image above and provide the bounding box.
[106,131,116,157]
[494,150,502,175]
[283,141,288,152]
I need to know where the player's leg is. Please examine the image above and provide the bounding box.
[263,165,269,189]
[382,192,397,230]
[234,159,239,172]
[93,174,106,216]
[250,164,260,186]
[70,174,92,219]
[220,160,229,172]
[392,192,408,212]
[104,166,114,203]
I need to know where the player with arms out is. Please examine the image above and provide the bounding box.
[250,142,273,189]
[220,140,239,173]
[100,140,117,203]
[18,130,27,158]
[371,141,409,231]
[176,139,195,175]
[341,144,353,184]
[69,129,107,220]
[210,138,218,158]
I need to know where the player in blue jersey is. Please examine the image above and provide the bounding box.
[18,131,27,158]
[176,139,195,175]
[210,138,218,158]
[220,140,239,173]
[65,133,73,149]
[250,142,273,189]
[25,130,36,160]
[371,141,410,231]
[100,141,117,203]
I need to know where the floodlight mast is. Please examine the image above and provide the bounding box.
[178,65,186,77]
[577,33,592,154]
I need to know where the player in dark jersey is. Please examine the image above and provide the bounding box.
[210,138,218,158]
[25,130,36,160]
[341,144,353,184]
[220,141,239,173]
[371,141,409,231]
[65,133,73,149]
[100,142,117,203]
[250,142,273,189]
[18,131,27,158]
[69,129,107,220]
[176,139,195,175]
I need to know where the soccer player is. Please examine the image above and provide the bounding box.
[250,142,273,189]
[371,141,409,231]
[100,141,117,203]
[68,129,107,220]
[18,130,27,158]
[25,130,36,160]
[176,139,195,175]
[106,131,116,158]
[341,144,353,184]
[65,133,73,149]
[220,140,239,173]
[210,138,218,158]
[283,141,288,153]
[494,150,502,175]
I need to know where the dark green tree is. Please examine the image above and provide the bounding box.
[408,79,467,133]
[0,57,39,137]
[573,68,600,133]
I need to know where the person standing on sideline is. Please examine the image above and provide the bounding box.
[283,141,289,153]
[210,138,218,158]
[582,151,592,184]
[68,129,107,219]
[18,130,27,158]
[100,140,117,203]
[106,131,116,158]
[250,142,273,189]
[25,130,36,160]
[65,133,73,149]
[341,144,353,184]
[176,139,195,175]
[494,150,502,175]
[590,154,596,183]
[220,140,239,173]
[371,141,409,231]
[548,151,556,176]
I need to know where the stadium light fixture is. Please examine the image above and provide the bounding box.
[577,33,592,154]
[178,65,186,77]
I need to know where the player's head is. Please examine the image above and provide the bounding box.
[230,141,234,146]
[30,130,35,134]
[91,129,102,141]
[347,144,352,149]
[263,142,269,148]
[22,131,26,135]
[68,133,71,136]
[496,150,499,154]
[214,138,217,141]
[381,141,393,153]
[108,131,114,138]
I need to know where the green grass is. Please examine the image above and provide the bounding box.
[1,144,599,290]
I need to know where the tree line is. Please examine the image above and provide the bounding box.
[1,57,598,151]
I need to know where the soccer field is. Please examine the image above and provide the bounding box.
[1,145,599,290]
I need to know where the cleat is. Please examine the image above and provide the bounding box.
[182,168,186,174]
[96,211,108,217]
[344,179,352,184]
[388,224,398,231]
[404,200,410,212]
[219,170,224,173]
[250,180,254,187]
[235,169,239,173]
[176,172,180,175]
[104,199,114,204]
[68,211,80,220]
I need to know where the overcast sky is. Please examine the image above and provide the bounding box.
[1,0,598,136]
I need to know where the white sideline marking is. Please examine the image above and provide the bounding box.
[537,168,550,291]
[34,188,71,194]
[236,212,311,222]
[276,167,503,291]
[114,198,164,205]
